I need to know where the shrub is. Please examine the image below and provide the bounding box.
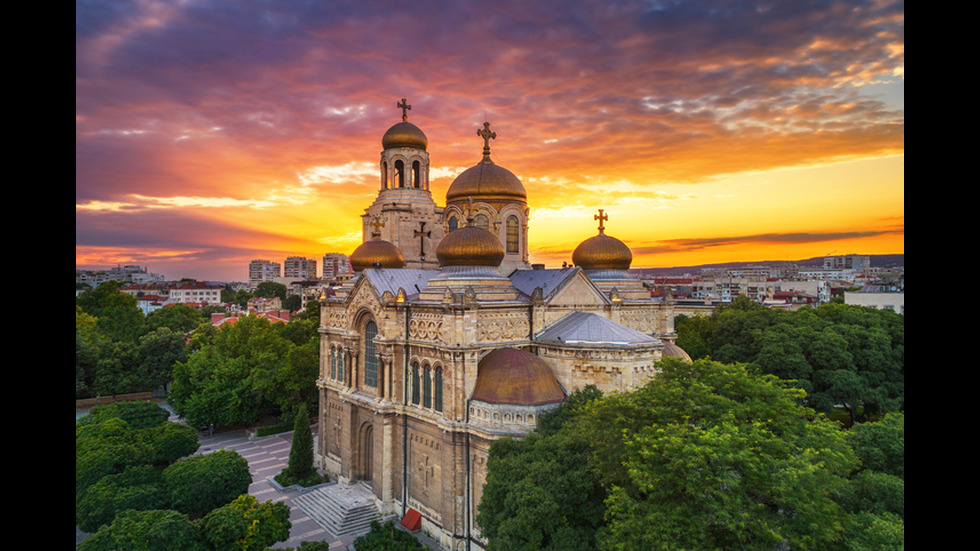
[78,509,206,551]
[83,400,170,429]
[163,449,252,518]
[353,520,424,551]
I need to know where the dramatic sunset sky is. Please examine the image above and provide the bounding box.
[76,0,904,282]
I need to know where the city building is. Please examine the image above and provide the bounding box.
[322,253,352,281]
[824,254,871,272]
[285,256,318,279]
[845,284,904,314]
[248,259,281,287]
[168,281,222,304]
[315,102,689,550]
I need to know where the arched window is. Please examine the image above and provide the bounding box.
[364,322,378,387]
[506,215,519,253]
[337,349,345,382]
[448,216,458,232]
[434,367,443,412]
[394,160,405,188]
[474,214,489,231]
[330,347,337,380]
[423,366,432,408]
[411,362,420,405]
[382,161,388,189]
[412,160,421,188]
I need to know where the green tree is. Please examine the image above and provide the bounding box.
[76,465,167,533]
[478,429,606,551]
[77,307,104,398]
[221,285,237,303]
[78,509,207,551]
[162,449,252,518]
[283,294,302,312]
[76,281,147,343]
[674,302,904,423]
[587,359,858,551]
[146,303,204,333]
[353,520,424,550]
[479,358,861,551]
[137,327,188,391]
[170,314,310,428]
[92,340,141,397]
[82,400,169,430]
[848,412,904,479]
[76,417,154,499]
[144,421,200,465]
[254,281,287,301]
[234,289,253,309]
[296,298,321,323]
[276,404,322,486]
[198,494,292,551]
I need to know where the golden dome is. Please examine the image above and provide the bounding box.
[436,223,504,267]
[382,121,428,151]
[446,157,526,203]
[350,239,405,271]
[471,348,565,406]
[572,233,632,270]
[572,209,633,271]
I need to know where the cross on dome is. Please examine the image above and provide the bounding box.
[398,98,411,121]
[595,209,608,234]
[477,121,496,157]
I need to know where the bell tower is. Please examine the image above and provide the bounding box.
[362,98,444,269]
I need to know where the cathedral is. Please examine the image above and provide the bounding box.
[315,99,689,550]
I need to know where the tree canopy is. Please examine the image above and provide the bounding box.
[675,300,903,423]
[478,358,903,550]
[169,313,318,428]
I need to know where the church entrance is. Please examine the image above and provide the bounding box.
[356,423,374,482]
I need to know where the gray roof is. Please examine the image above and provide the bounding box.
[509,267,583,300]
[362,268,442,300]
[536,311,661,345]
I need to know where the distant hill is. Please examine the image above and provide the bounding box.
[629,254,904,277]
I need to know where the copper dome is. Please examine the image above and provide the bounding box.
[350,239,406,271]
[471,348,565,406]
[382,121,428,151]
[446,158,526,203]
[436,224,505,267]
[572,232,633,271]
[663,341,692,363]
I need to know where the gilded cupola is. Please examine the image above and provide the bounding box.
[572,209,633,272]
[446,122,526,203]
[350,217,406,271]
[381,98,428,151]
[436,209,505,268]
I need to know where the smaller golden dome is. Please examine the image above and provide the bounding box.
[471,348,565,406]
[350,239,405,271]
[436,224,504,267]
[572,233,632,271]
[382,121,428,151]
[572,209,633,271]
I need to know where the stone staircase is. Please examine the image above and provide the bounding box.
[293,483,381,537]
